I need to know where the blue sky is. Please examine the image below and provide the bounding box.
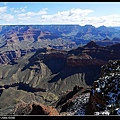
[0,2,120,27]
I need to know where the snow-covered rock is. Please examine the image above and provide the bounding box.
[85,60,120,115]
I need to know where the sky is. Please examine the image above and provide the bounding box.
[0,2,120,27]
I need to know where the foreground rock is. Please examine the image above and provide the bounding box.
[11,101,59,116]
[54,85,91,115]
[85,60,120,115]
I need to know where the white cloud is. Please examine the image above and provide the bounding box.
[87,14,120,27]
[1,7,120,27]
[10,8,15,11]
[36,8,93,24]
[13,6,27,13]
[17,16,31,21]
[3,2,7,5]
[0,6,7,13]
[1,14,14,22]
[17,8,48,18]
[39,8,48,15]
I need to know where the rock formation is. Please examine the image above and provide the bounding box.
[0,40,120,115]
[85,60,120,115]
[0,25,120,65]
[11,101,59,115]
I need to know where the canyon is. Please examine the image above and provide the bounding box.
[0,25,120,115]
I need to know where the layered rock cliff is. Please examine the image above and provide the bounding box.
[0,25,120,65]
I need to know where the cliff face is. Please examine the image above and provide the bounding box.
[85,60,120,115]
[0,25,120,65]
[0,25,79,65]
[0,42,120,96]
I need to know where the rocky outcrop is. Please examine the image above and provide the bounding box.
[65,92,90,116]
[55,85,91,113]
[55,85,83,108]
[84,41,100,48]
[85,60,120,115]
[11,101,59,115]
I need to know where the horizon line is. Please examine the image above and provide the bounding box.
[0,24,119,28]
